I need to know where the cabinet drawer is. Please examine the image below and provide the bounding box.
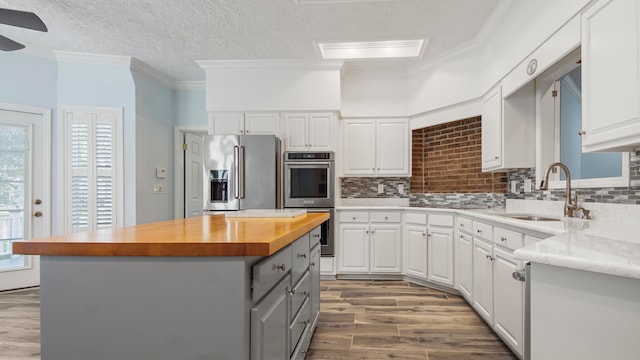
[370,211,401,223]
[429,214,454,227]
[252,246,292,302]
[309,226,321,248]
[291,324,312,360]
[405,212,427,225]
[494,227,524,250]
[338,211,369,223]
[473,221,493,240]
[290,271,310,321]
[456,217,473,234]
[291,234,310,285]
[289,298,311,355]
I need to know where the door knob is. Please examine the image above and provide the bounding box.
[33,211,43,217]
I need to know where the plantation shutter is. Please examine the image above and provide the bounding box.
[65,108,122,233]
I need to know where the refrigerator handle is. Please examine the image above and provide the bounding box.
[234,146,240,199]
[239,145,246,199]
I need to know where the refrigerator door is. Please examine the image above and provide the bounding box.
[239,135,280,209]
[204,135,240,211]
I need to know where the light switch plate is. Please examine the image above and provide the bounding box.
[377,184,384,194]
[397,184,404,194]
[524,179,532,193]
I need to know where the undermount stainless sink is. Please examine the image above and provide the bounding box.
[498,214,562,221]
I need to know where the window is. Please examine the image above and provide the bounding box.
[63,107,123,233]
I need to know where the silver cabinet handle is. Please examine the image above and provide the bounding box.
[578,130,586,135]
[501,237,507,242]
[298,253,307,259]
[275,264,286,271]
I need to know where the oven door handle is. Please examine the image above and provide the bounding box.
[285,162,332,167]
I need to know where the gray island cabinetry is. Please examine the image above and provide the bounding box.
[14,213,328,360]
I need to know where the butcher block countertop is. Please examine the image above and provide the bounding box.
[13,212,329,257]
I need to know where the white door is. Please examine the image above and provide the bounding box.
[0,105,50,291]
[184,133,204,218]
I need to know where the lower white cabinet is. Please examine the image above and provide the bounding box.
[493,246,524,356]
[454,227,473,300]
[338,210,401,274]
[473,236,494,324]
[405,225,428,279]
[427,214,454,286]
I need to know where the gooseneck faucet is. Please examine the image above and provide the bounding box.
[540,162,577,217]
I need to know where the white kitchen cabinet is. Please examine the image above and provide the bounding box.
[208,112,280,135]
[337,210,401,274]
[342,118,409,176]
[581,0,640,152]
[405,225,428,279]
[283,112,335,151]
[473,235,494,324]
[427,214,454,286]
[481,82,535,172]
[454,217,473,300]
[493,245,524,357]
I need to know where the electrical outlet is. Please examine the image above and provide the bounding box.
[397,184,404,194]
[511,181,518,193]
[524,179,532,193]
[377,184,384,194]
[152,184,164,194]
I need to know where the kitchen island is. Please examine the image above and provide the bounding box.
[13,212,329,360]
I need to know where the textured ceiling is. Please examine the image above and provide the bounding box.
[0,0,500,81]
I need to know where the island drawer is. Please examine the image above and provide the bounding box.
[290,270,310,320]
[252,246,292,302]
[291,234,310,285]
[338,211,369,223]
[370,211,401,223]
[309,226,321,248]
[289,297,311,356]
[494,227,524,250]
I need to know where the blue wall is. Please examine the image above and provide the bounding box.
[176,87,207,127]
[57,60,138,226]
[132,72,176,224]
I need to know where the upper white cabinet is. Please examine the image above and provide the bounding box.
[283,113,335,151]
[581,0,640,152]
[481,82,535,172]
[208,112,280,135]
[343,118,409,176]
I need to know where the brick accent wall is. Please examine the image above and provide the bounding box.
[411,116,508,194]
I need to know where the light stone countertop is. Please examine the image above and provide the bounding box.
[336,199,640,279]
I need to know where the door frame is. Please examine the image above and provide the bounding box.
[173,126,207,219]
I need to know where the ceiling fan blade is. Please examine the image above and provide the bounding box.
[0,8,48,32]
[0,34,25,51]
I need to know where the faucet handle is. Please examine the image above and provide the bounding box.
[581,209,591,220]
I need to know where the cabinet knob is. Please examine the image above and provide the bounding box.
[422,233,426,237]
[301,290,308,296]
[298,253,307,259]
[33,211,43,217]
[494,155,499,160]
[275,264,286,271]
[384,216,388,220]
[477,229,481,234]
[427,233,432,237]
[459,235,464,239]
[460,223,464,228]
[578,130,586,136]
[289,288,296,295]
[310,262,316,267]
[352,217,356,220]
[501,237,507,242]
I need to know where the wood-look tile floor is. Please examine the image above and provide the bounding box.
[0,281,517,360]
[307,280,517,360]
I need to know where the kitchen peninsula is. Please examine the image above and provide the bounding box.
[13,212,329,360]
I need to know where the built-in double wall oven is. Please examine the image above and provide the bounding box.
[284,151,335,256]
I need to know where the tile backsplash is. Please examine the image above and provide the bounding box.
[340,177,410,198]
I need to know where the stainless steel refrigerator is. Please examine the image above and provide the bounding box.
[203,135,281,211]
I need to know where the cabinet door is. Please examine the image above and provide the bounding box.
[481,86,503,171]
[493,246,524,357]
[284,113,309,151]
[370,224,402,273]
[343,120,376,175]
[427,226,454,286]
[376,119,409,175]
[455,231,473,300]
[339,224,369,273]
[582,0,640,152]
[251,275,289,360]
[473,237,494,324]
[308,113,334,151]
[405,225,427,279]
[245,112,280,136]
[208,113,244,135]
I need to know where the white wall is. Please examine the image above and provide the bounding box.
[201,61,342,112]
[132,71,176,224]
[341,69,408,117]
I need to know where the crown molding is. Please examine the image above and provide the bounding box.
[53,51,132,66]
[130,58,177,89]
[196,59,344,71]
[175,81,206,90]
